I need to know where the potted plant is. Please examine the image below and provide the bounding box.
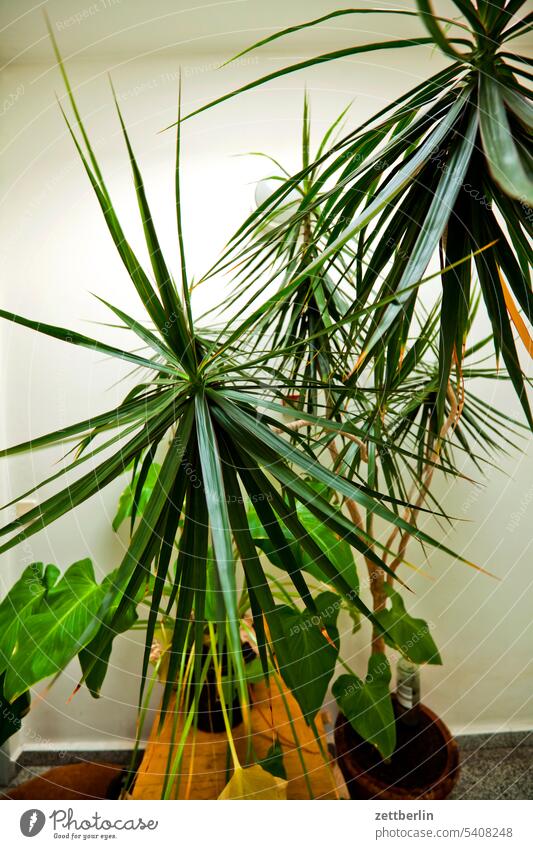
[0,1,530,799]
[173,0,531,796]
[0,51,421,795]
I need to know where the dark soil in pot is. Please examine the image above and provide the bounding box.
[196,674,242,732]
[195,641,256,733]
[335,697,460,799]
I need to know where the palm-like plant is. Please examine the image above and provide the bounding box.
[0,1,530,792]
[193,47,531,646]
[0,22,466,746]
[184,0,532,431]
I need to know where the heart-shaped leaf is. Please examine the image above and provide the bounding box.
[266,590,340,722]
[333,653,396,760]
[376,584,442,665]
[4,559,105,702]
[78,569,141,698]
[0,563,59,676]
[218,764,288,800]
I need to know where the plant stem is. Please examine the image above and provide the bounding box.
[328,440,385,654]
[208,623,241,771]
[385,380,462,579]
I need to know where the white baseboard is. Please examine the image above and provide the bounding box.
[9,738,143,764]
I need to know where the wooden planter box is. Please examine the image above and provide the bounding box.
[132,681,339,800]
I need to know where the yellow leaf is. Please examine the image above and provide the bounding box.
[217,765,288,800]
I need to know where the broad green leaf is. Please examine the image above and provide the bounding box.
[0,563,60,676]
[296,503,359,591]
[78,569,142,698]
[376,585,442,665]
[332,654,396,759]
[266,591,340,723]
[4,559,106,702]
[252,499,359,591]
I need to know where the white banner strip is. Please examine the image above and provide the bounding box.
[2,799,531,848]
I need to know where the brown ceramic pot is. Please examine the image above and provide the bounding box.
[335,699,460,800]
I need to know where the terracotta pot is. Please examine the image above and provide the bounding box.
[156,641,257,732]
[335,700,460,800]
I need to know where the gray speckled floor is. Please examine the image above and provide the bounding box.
[1,764,49,794]
[1,734,531,799]
[450,731,532,800]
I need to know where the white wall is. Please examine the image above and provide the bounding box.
[0,2,531,751]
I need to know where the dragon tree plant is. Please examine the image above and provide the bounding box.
[183,91,528,757]
[0,0,530,791]
[186,0,531,421]
[180,0,532,653]
[0,18,462,766]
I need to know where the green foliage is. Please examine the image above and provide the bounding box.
[0,559,138,715]
[257,738,287,780]
[333,654,396,760]
[2,560,110,702]
[79,572,141,698]
[0,563,59,677]
[0,673,30,746]
[190,0,532,428]
[376,585,442,665]
[266,591,340,722]
[251,499,359,591]
[113,461,162,532]
[0,2,529,768]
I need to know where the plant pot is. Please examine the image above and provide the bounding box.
[155,640,257,732]
[132,680,337,799]
[195,670,242,733]
[334,698,460,800]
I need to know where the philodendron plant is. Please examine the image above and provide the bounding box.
[0,1,530,795]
